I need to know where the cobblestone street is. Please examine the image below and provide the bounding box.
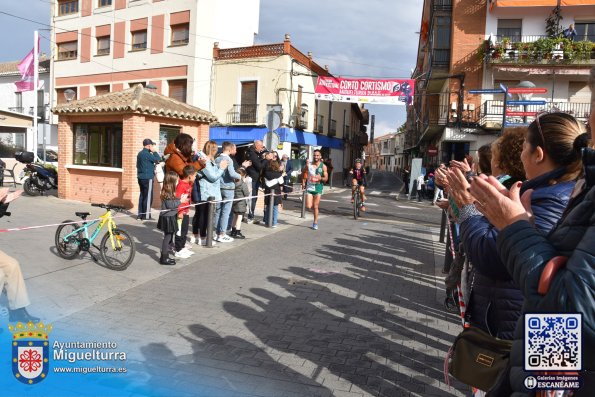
[0,186,467,396]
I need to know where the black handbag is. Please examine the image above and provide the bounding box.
[448,326,513,391]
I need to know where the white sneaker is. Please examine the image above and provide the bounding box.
[184,242,193,250]
[180,248,194,256]
[174,250,192,259]
[189,236,198,244]
[218,235,234,243]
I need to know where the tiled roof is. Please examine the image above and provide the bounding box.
[52,85,217,123]
[0,57,50,76]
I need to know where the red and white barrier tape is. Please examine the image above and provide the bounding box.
[0,187,307,233]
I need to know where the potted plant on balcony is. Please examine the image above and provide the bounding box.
[518,42,533,62]
[502,37,511,50]
[492,45,505,59]
[573,40,594,61]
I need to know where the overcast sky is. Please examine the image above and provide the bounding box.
[0,0,423,136]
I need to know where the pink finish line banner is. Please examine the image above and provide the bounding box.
[315,77,414,105]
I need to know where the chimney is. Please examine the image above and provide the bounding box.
[213,42,220,59]
[283,33,291,54]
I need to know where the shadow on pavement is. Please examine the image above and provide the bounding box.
[136,324,332,397]
[221,226,467,396]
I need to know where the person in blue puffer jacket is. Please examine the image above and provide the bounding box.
[214,142,242,243]
[448,115,584,344]
[447,128,526,340]
[192,140,227,246]
[471,109,594,395]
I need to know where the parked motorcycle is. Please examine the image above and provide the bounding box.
[15,151,58,196]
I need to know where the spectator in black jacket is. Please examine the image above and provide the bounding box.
[245,140,268,222]
[225,144,251,234]
[136,138,162,220]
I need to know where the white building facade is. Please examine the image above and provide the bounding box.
[210,35,368,181]
[50,0,260,117]
[0,58,56,165]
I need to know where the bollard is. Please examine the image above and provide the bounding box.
[300,188,307,218]
[267,193,274,227]
[206,196,215,248]
[439,209,447,243]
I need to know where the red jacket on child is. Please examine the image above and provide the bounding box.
[175,179,193,216]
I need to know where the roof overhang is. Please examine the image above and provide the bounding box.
[490,0,557,9]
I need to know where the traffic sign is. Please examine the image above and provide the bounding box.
[500,83,513,98]
[469,89,504,94]
[504,122,530,127]
[508,87,548,94]
[506,111,537,117]
[264,110,281,132]
[507,100,547,106]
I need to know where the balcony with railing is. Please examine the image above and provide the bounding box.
[431,49,450,68]
[328,119,337,137]
[226,104,258,124]
[484,35,594,65]
[432,0,452,11]
[480,100,590,126]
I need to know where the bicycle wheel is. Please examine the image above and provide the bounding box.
[55,220,82,259]
[353,192,359,220]
[100,228,136,271]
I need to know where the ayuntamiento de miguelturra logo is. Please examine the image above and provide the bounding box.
[9,321,52,385]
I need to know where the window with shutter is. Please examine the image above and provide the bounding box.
[58,41,78,60]
[240,81,257,123]
[168,80,187,103]
[97,36,110,55]
[497,19,522,42]
[58,0,78,16]
[131,30,147,51]
[95,85,110,96]
[171,24,189,46]
[575,22,595,42]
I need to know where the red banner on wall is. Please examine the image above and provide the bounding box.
[315,77,414,105]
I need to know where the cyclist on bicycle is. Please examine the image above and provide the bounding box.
[349,159,367,211]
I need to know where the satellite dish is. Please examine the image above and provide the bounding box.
[263,131,280,151]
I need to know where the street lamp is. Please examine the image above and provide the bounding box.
[64,89,76,102]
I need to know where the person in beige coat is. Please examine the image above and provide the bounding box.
[0,188,40,323]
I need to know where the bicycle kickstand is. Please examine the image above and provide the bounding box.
[88,245,102,262]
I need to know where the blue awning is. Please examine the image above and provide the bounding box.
[209,125,267,145]
[209,126,344,149]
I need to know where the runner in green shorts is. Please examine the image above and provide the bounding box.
[302,149,328,230]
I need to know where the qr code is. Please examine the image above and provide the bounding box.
[525,313,582,371]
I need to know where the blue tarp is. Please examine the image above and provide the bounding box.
[210,126,344,149]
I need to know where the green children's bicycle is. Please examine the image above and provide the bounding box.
[54,203,136,271]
